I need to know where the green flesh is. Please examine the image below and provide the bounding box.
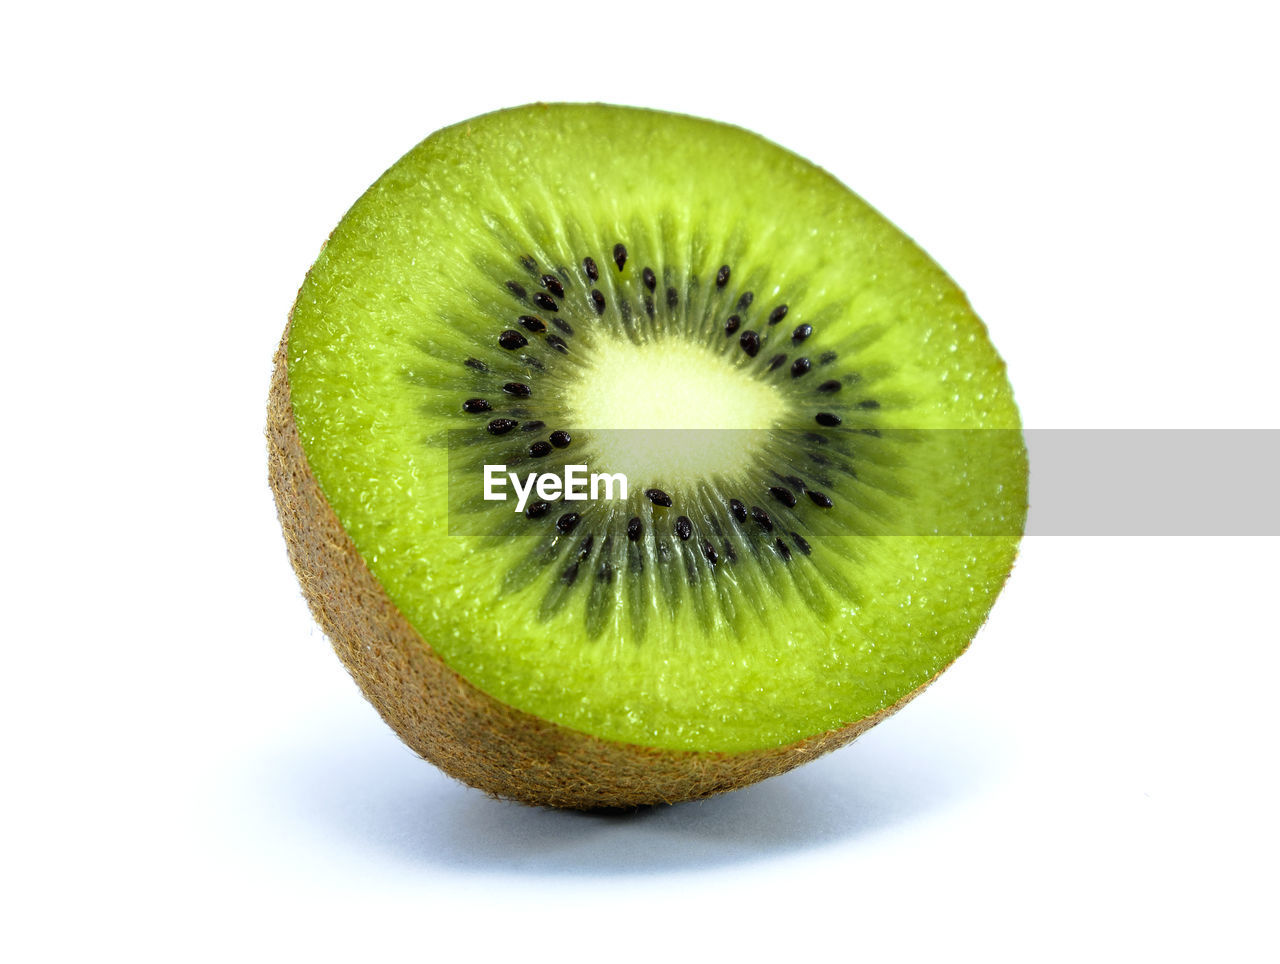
[287,104,1027,754]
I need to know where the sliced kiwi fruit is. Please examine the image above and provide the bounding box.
[268,103,1027,809]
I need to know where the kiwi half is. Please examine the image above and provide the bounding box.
[268,103,1027,809]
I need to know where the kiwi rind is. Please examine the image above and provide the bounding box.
[269,326,936,808]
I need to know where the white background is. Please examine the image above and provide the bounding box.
[3,2,1277,960]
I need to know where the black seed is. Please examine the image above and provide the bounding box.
[769,486,797,508]
[613,243,627,270]
[549,430,571,448]
[858,399,881,409]
[791,532,812,556]
[503,382,532,397]
[768,354,787,372]
[465,357,488,372]
[525,500,551,519]
[529,440,552,458]
[546,334,569,354]
[738,291,754,310]
[775,538,792,562]
[645,488,673,507]
[643,294,655,318]
[819,350,837,365]
[750,506,773,532]
[520,255,537,274]
[520,354,545,371]
[598,561,614,583]
[562,562,580,585]
[487,418,518,435]
[675,516,692,540]
[584,256,599,281]
[723,539,737,563]
[817,379,842,393]
[724,314,741,335]
[716,264,731,288]
[627,517,643,541]
[792,323,812,343]
[590,289,605,314]
[578,534,594,559]
[462,398,491,413]
[791,357,812,378]
[498,330,528,350]
[740,330,760,357]
[667,286,678,309]
[532,292,558,312]
[703,540,718,566]
[808,490,834,508]
[642,266,656,291]
[784,475,806,491]
[728,498,747,523]
[518,315,547,333]
[816,412,842,427]
[506,280,527,300]
[769,305,788,325]
[521,420,545,432]
[556,512,580,534]
[541,274,565,298]
[552,317,573,335]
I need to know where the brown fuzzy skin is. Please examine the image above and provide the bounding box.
[267,322,929,809]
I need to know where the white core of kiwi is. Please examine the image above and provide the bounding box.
[566,334,792,487]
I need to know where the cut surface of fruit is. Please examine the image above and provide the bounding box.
[281,103,1027,762]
